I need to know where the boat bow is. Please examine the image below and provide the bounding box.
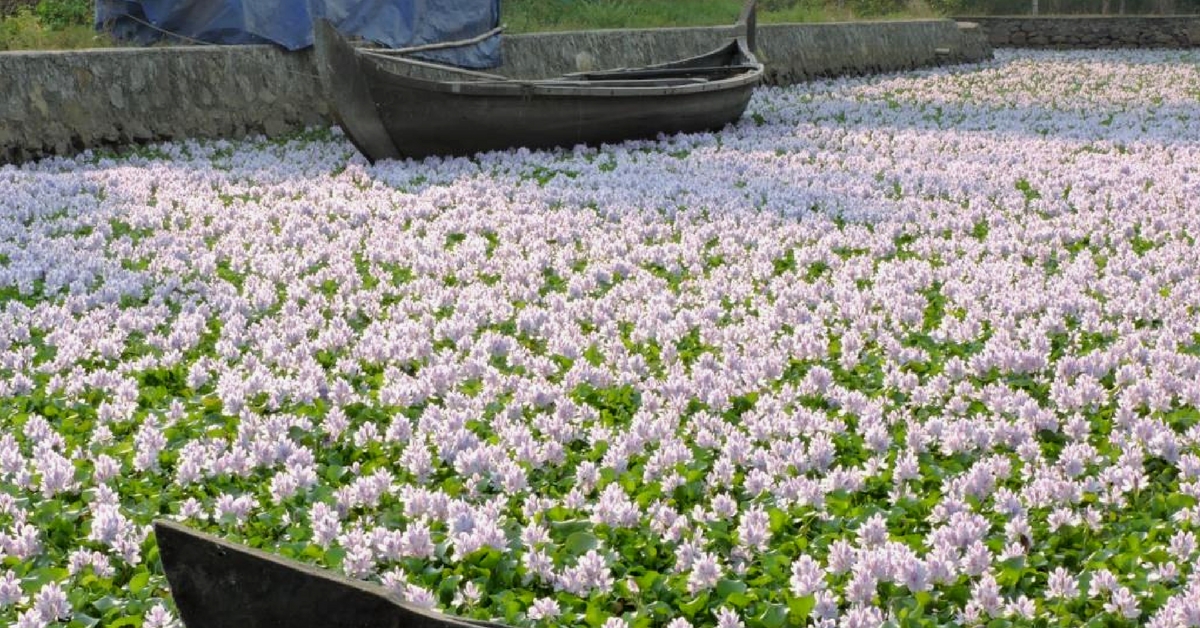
[155,520,507,628]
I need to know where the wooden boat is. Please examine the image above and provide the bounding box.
[154,520,508,628]
[312,2,763,162]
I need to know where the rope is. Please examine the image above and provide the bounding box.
[115,15,501,59]
[117,13,217,46]
[108,14,328,80]
[104,16,499,82]
[360,25,504,55]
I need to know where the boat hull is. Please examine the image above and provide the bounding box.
[155,520,504,628]
[313,2,762,162]
[362,65,758,159]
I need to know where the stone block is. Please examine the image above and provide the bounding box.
[953,16,1200,50]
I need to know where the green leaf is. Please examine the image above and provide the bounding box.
[437,574,461,601]
[680,592,709,619]
[551,519,593,536]
[631,614,654,628]
[323,465,347,481]
[768,508,788,534]
[466,547,502,570]
[323,547,346,569]
[92,596,124,613]
[70,614,101,628]
[28,566,70,588]
[760,553,789,579]
[716,578,747,599]
[564,532,599,556]
[127,570,150,595]
[726,591,754,608]
[786,595,814,625]
[759,603,788,628]
[635,570,663,593]
[585,599,608,628]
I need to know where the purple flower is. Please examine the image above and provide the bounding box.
[527,597,561,621]
[143,603,179,628]
[714,607,743,628]
[790,555,826,596]
[1046,566,1079,600]
[687,551,724,594]
[558,549,614,596]
[1104,586,1140,620]
[737,506,770,552]
[33,582,70,623]
[0,569,23,606]
[856,513,888,548]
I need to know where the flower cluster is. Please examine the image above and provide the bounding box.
[1,48,1199,627]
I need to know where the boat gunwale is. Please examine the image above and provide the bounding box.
[357,40,762,98]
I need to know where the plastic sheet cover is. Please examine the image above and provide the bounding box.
[95,0,502,68]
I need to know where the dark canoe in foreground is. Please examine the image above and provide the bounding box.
[154,520,506,628]
[312,2,763,162]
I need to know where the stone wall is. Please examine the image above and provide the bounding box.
[1,45,329,163]
[956,15,1200,47]
[502,20,990,83]
[0,19,991,164]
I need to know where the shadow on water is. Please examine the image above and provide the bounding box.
[10,48,1194,245]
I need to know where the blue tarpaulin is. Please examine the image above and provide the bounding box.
[95,0,502,68]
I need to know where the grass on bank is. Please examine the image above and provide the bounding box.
[502,0,941,33]
[0,8,110,49]
[0,0,941,51]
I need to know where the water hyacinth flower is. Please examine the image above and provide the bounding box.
[4,47,1200,627]
[1104,586,1140,620]
[143,603,180,628]
[405,583,438,609]
[15,609,47,628]
[3,523,41,561]
[790,554,826,597]
[558,549,615,596]
[1045,567,1080,601]
[310,501,342,549]
[32,583,69,623]
[736,505,770,552]
[686,551,724,594]
[714,607,743,628]
[0,570,23,607]
[67,549,114,578]
[33,447,77,498]
[452,580,483,609]
[527,597,561,622]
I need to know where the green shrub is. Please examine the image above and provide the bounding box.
[0,5,107,49]
[34,0,89,29]
[925,0,968,12]
[0,0,39,18]
[0,8,45,47]
[849,0,909,15]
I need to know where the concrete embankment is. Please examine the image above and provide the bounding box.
[0,20,990,164]
[955,15,1200,49]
